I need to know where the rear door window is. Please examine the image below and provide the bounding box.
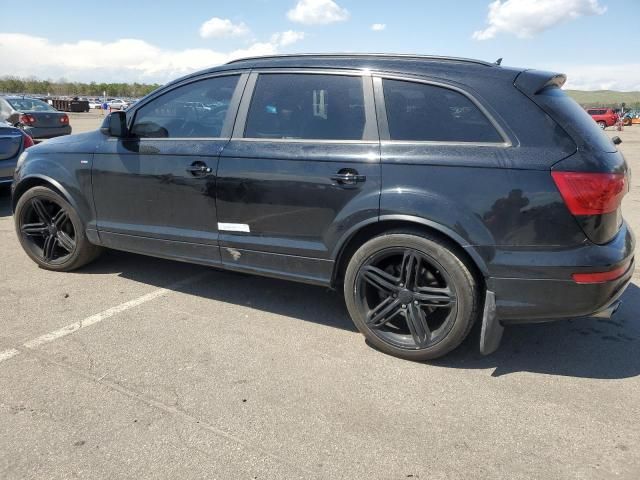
[244,73,367,140]
[382,79,503,143]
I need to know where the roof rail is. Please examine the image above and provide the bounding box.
[225,53,496,67]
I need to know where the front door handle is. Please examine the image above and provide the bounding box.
[186,162,212,176]
[331,170,366,186]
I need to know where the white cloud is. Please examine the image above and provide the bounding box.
[199,17,249,39]
[0,33,278,84]
[554,64,640,91]
[473,0,606,40]
[270,30,305,46]
[287,0,349,25]
[371,23,386,31]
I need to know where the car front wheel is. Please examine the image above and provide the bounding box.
[15,186,101,271]
[344,232,480,361]
[598,121,607,129]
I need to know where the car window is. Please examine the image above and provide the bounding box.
[132,75,239,139]
[244,73,367,140]
[382,79,503,143]
[7,98,56,112]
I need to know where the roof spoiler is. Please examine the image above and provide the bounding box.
[514,69,567,95]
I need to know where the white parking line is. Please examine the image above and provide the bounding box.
[0,349,20,363]
[0,271,209,365]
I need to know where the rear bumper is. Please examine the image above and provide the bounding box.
[23,125,72,140]
[0,157,18,183]
[486,222,635,323]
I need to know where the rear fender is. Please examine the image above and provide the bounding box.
[381,187,496,247]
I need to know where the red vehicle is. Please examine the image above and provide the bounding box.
[586,108,618,129]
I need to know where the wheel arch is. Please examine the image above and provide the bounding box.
[12,174,78,213]
[331,215,488,288]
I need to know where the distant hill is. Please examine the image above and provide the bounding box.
[566,90,640,109]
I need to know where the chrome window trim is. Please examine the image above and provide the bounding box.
[373,73,512,147]
[107,137,228,142]
[230,138,379,145]
[380,140,510,147]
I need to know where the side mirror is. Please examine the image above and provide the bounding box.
[101,111,128,137]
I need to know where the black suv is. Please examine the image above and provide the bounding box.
[11,54,634,360]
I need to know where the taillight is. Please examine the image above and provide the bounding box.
[60,114,69,125]
[19,114,36,126]
[551,171,626,216]
[21,132,34,149]
[572,262,629,284]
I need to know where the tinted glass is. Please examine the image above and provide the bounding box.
[244,74,366,140]
[588,109,606,115]
[7,98,56,112]
[536,87,616,153]
[383,79,502,143]
[132,75,239,138]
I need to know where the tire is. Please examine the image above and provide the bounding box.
[344,232,480,361]
[14,186,102,271]
[598,121,606,130]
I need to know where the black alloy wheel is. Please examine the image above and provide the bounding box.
[356,247,457,349]
[344,233,479,360]
[15,186,101,271]
[19,196,76,264]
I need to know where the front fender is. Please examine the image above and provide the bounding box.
[13,153,94,227]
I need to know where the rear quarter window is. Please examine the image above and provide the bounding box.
[382,79,503,143]
[537,87,616,153]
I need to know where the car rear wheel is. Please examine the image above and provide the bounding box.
[597,121,607,130]
[344,232,480,361]
[15,186,101,271]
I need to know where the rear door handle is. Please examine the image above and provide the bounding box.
[331,172,366,185]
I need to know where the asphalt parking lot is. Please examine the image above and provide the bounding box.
[1,113,639,479]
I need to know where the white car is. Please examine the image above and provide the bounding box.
[107,99,129,110]
[88,100,103,109]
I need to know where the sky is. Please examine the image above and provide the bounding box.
[1,0,639,90]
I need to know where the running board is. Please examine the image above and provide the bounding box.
[480,290,504,355]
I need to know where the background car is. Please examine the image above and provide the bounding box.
[107,99,128,110]
[586,107,618,129]
[88,99,103,109]
[0,122,33,187]
[0,96,71,140]
[622,110,639,126]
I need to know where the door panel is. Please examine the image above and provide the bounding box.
[93,138,224,262]
[217,141,381,260]
[91,73,245,263]
[215,70,381,283]
[93,138,223,245]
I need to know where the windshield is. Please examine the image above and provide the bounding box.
[7,98,56,112]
